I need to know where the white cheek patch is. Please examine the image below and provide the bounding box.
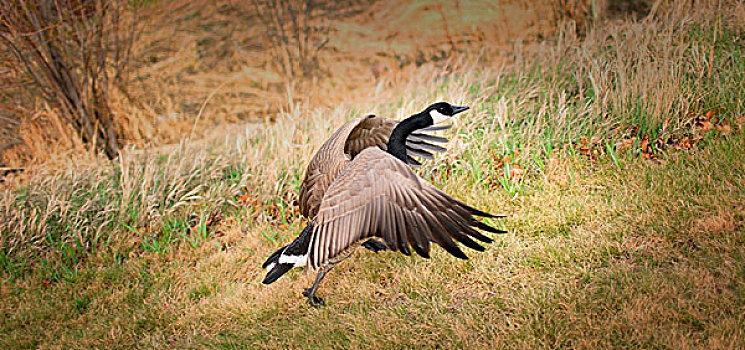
[429,110,450,124]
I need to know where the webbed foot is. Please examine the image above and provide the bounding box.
[303,288,325,307]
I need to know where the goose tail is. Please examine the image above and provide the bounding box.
[261,223,314,285]
[262,245,293,284]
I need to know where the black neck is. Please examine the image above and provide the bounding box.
[386,113,432,163]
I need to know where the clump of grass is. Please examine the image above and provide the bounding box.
[426,0,744,199]
[0,107,336,279]
[0,139,244,279]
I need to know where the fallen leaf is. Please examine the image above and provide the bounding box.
[207,210,222,227]
[640,135,650,151]
[629,124,640,135]
[699,120,713,132]
[237,194,252,206]
[640,135,655,159]
[678,136,692,150]
[717,123,732,135]
[617,137,636,152]
[509,164,524,182]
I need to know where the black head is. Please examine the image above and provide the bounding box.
[423,102,469,124]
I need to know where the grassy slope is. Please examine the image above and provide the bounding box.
[2,128,743,349]
[2,1,745,349]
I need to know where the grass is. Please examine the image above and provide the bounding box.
[3,127,742,349]
[1,0,745,348]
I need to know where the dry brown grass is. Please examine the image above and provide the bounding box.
[1,0,573,166]
[4,131,743,348]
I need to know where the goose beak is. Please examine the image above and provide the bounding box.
[452,106,469,115]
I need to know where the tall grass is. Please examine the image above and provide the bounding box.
[1,141,230,279]
[1,0,742,281]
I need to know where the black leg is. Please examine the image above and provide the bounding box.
[303,268,328,307]
[361,239,388,253]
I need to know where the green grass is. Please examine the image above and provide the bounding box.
[2,128,743,348]
[1,2,745,348]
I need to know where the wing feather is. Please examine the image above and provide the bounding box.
[409,210,432,257]
[308,147,501,269]
[407,148,435,160]
[298,117,364,218]
[406,140,447,153]
[419,124,452,132]
[393,205,411,255]
[407,133,448,144]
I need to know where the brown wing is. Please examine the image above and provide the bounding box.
[299,114,451,218]
[345,115,452,167]
[307,147,505,269]
[298,116,367,218]
[344,115,396,157]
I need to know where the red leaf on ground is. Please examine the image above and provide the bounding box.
[717,123,732,135]
[640,135,655,159]
[509,164,524,182]
[237,194,252,206]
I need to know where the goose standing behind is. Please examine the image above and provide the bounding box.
[262,102,506,306]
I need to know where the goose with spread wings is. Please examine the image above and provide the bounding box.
[262,102,506,306]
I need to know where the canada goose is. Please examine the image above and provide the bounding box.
[262,102,506,306]
[299,103,455,253]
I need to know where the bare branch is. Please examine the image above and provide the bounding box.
[0,0,138,159]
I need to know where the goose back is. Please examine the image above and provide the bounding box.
[344,115,397,157]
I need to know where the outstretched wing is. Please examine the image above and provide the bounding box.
[307,147,505,269]
[298,117,363,218]
[300,115,451,218]
[344,115,395,157]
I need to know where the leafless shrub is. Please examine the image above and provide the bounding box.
[251,0,331,81]
[554,0,653,34]
[0,0,140,160]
